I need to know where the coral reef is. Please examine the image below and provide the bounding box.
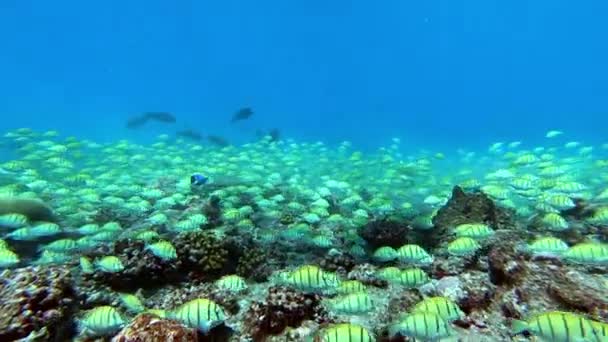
[433,186,515,231]
[358,218,410,248]
[236,247,270,281]
[243,286,329,340]
[173,231,232,281]
[0,266,77,341]
[347,263,388,288]
[318,251,356,274]
[111,313,198,342]
[87,239,181,291]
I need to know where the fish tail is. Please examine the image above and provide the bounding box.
[510,319,528,335]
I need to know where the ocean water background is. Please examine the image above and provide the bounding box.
[0,1,606,152]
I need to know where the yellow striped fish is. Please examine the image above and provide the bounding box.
[145,240,177,261]
[591,320,607,340]
[95,256,125,273]
[542,212,569,231]
[454,223,494,239]
[328,291,374,314]
[376,267,402,282]
[169,298,226,333]
[447,237,481,256]
[411,296,464,321]
[511,311,600,342]
[390,311,453,340]
[527,236,569,256]
[396,244,433,265]
[215,274,247,292]
[118,293,145,313]
[285,265,340,291]
[372,246,397,262]
[398,268,430,288]
[0,213,28,229]
[317,323,376,342]
[338,280,367,294]
[563,243,608,265]
[0,248,19,268]
[79,306,125,336]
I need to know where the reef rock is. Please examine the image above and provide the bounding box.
[0,266,77,341]
[112,313,198,342]
[433,186,515,231]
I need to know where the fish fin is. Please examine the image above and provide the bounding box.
[388,323,404,338]
[511,319,528,335]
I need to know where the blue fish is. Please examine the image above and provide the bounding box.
[190,174,208,186]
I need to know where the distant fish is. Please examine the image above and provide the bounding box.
[191,173,208,186]
[207,135,230,147]
[256,128,281,142]
[176,129,203,141]
[126,112,176,129]
[545,130,563,138]
[231,107,253,123]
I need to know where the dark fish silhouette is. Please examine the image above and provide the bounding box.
[144,112,176,123]
[207,135,230,147]
[126,112,176,129]
[231,107,253,123]
[176,129,203,141]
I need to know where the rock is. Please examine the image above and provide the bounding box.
[433,186,515,231]
[112,314,198,342]
[358,218,411,249]
[0,266,77,341]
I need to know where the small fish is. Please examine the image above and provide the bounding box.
[542,212,569,231]
[207,135,230,147]
[176,129,203,141]
[231,107,253,123]
[0,213,28,229]
[338,280,367,294]
[454,223,494,239]
[191,173,209,186]
[285,265,341,291]
[390,312,453,340]
[118,293,145,313]
[316,323,376,342]
[145,308,168,318]
[328,291,374,314]
[95,256,125,273]
[545,130,564,138]
[0,248,19,268]
[34,250,70,265]
[396,244,434,265]
[145,240,177,261]
[43,238,78,252]
[563,243,608,265]
[398,268,430,288]
[447,237,481,256]
[169,298,227,333]
[411,296,464,321]
[512,311,599,342]
[80,256,95,274]
[526,237,569,257]
[215,274,248,292]
[373,246,398,262]
[376,266,402,282]
[136,230,160,242]
[30,222,61,237]
[79,306,125,336]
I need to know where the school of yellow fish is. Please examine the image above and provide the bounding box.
[0,128,607,340]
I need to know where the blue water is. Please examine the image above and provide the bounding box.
[1,1,607,151]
